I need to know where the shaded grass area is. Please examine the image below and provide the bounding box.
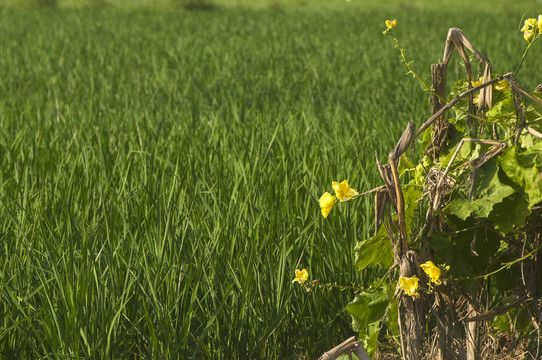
[0,5,540,359]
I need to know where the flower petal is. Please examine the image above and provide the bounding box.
[293,268,309,284]
[385,19,398,30]
[332,180,358,202]
[420,261,442,285]
[398,276,419,297]
[319,192,337,218]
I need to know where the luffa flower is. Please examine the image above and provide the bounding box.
[332,180,358,202]
[471,77,484,88]
[293,269,309,285]
[521,17,539,42]
[420,261,442,285]
[319,192,337,218]
[494,79,510,91]
[398,276,419,297]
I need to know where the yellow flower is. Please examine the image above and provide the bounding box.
[538,15,542,33]
[494,79,510,91]
[319,192,337,218]
[398,276,419,297]
[293,268,309,284]
[471,77,484,88]
[385,19,398,30]
[521,18,538,32]
[524,30,535,42]
[420,261,442,285]
[332,180,358,202]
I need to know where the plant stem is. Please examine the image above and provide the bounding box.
[514,34,539,77]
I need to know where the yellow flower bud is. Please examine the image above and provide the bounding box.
[521,18,538,32]
[385,19,398,30]
[524,30,535,42]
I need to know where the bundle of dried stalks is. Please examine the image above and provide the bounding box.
[321,27,542,360]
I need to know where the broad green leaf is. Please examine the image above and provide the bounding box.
[348,293,387,328]
[364,321,380,357]
[386,298,399,339]
[493,313,513,334]
[354,226,393,271]
[414,156,435,186]
[430,219,500,290]
[429,231,474,279]
[493,260,520,292]
[438,132,467,169]
[525,105,542,124]
[519,132,538,149]
[517,141,542,169]
[498,147,542,208]
[488,194,530,234]
[485,96,516,126]
[398,154,415,176]
[420,127,433,153]
[347,285,388,357]
[443,161,515,220]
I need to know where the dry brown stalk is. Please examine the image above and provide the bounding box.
[318,336,371,360]
[398,251,426,360]
[461,297,526,323]
[413,74,508,141]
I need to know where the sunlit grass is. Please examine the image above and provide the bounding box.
[0,4,540,359]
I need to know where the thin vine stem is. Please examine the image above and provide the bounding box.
[388,33,440,100]
[514,33,540,76]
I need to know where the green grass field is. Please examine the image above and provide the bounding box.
[0,1,541,358]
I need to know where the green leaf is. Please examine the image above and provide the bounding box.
[429,230,473,280]
[398,154,415,176]
[355,187,420,271]
[519,132,538,149]
[386,298,399,339]
[493,313,513,334]
[364,322,380,357]
[443,161,515,220]
[347,285,388,357]
[414,156,434,186]
[421,127,433,153]
[488,194,530,235]
[485,96,516,126]
[498,147,542,208]
[525,105,542,125]
[354,226,393,271]
[430,219,500,290]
